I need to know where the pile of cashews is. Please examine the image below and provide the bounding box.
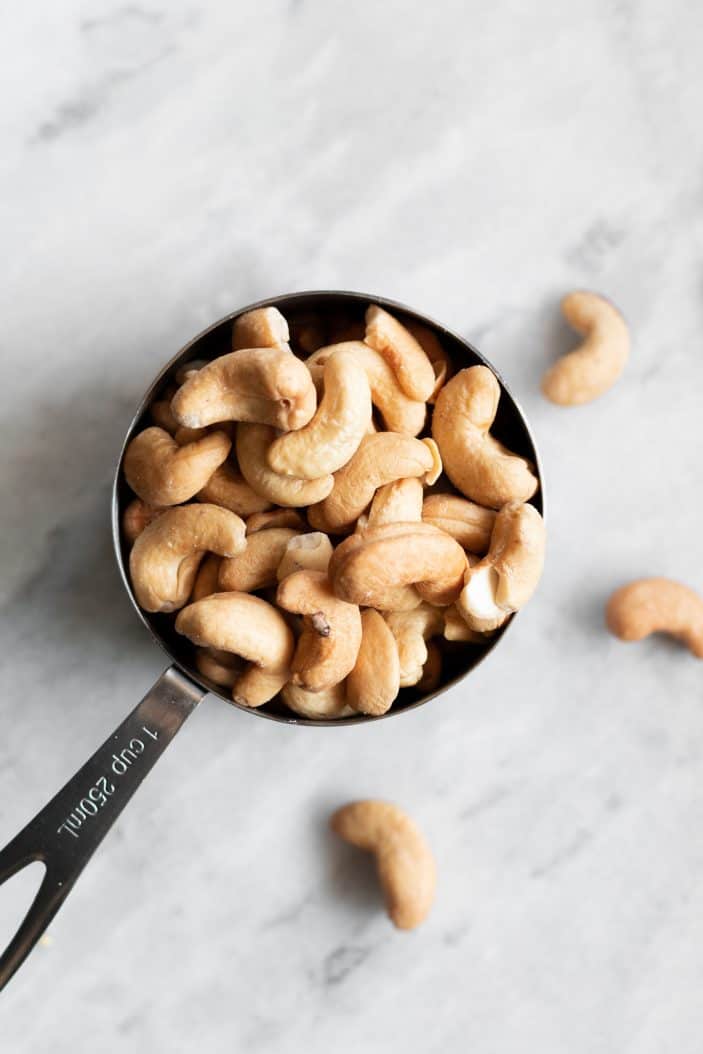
[122,302,546,720]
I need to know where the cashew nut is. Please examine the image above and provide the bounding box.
[277,532,333,581]
[308,434,439,532]
[385,604,444,686]
[267,351,372,478]
[364,306,435,402]
[276,570,362,692]
[417,640,442,693]
[172,348,316,431]
[432,366,538,508]
[443,605,488,643]
[232,666,289,708]
[218,527,302,592]
[422,493,496,554]
[246,508,306,534]
[236,423,334,507]
[150,389,179,434]
[367,478,424,528]
[330,800,436,930]
[232,306,290,351]
[191,553,221,601]
[405,319,452,403]
[306,342,426,436]
[329,522,467,610]
[122,498,164,545]
[457,501,546,632]
[195,647,242,687]
[605,578,703,657]
[346,609,401,716]
[542,291,629,406]
[281,681,353,720]
[124,426,232,507]
[197,461,272,518]
[129,504,246,613]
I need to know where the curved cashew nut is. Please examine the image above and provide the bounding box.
[330,800,436,930]
[307,342,426,436]
[124,426,231,506]
[218,527,302,592]
[329,522,467,610]
[457,502,546,632]
[236,423,334,507]
[405,319,452,403]
[385,604,444,686]
[364,306,435,402]
[129,504,246,613]
[232,306,289,351]
[276,570,362,692]
[432,366,538,508]
[172,348,316,430]
[277,532,333,581]
[175,590,294,673]
[195,647,242,687]
[191,553,221,601]
[542,291,629,406]
[232,666,289,708]
[367,478,424,528]
[308,434,439,532]
[422,493,496,554]
[267,351,372,478]
[417,640,442,692]
[346,609,401,716]
[246,508,306,534]
[606,578,703,657]
[281,682,353,720]
[122,498,164,545]
[198,461,272,518]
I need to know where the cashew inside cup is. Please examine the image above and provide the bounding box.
[124,426,232,507]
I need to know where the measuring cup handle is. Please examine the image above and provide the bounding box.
[0,666,205,991]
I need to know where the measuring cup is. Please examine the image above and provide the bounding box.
[0,290,543,989]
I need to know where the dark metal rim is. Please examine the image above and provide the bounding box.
[111,289,545,727]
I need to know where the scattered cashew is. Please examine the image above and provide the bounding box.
[432,366,538,508]
[246,508,306,534]
[197,461,272,518]
[346,609,401,716]
[405,319,452,403]
[329,522,467,610]
[195,647,242,687]
[122,498,164,544]
[218,527,302,592]
[124,426,231,507]
[457,502,546,632]
[422,493,496,554]
[605,578,703,657]
[330,800,436,930]
[365,305,435,402]
[277,532,334,581]
[130,504,246,613]
[367,478,424,528]
[172,348,316,431]
[232,306,290,351]
[191,554,221,601]
[276,570,362,692]
[268,351,372,478]
[542,291,630,406]
[385,604,445,687]
[281,682,354,720]
[237,424,334,507]
[308,434,439,532]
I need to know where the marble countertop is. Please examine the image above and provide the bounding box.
[2,2,703,1051]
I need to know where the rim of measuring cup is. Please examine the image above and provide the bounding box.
[111,290,545,727]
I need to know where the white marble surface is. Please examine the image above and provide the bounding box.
[2,1,703,1050]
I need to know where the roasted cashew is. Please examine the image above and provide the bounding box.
[422,493,496,554]
[232,666,289,708]
[198,461,272,518]
[276,570,362,692]
[236,424,334,507]
[246,508,306,534]
[267,351,372,478]
[308,434,439,532]
[330,800,436,930]
[542,291,630,406]
[172,348,316,431]
[329,522,467,610]
[417,641,442,692]
[606,578,703,657]
[432,366,538,508]
[281,682,353,720]
[124,426,231,506]
[191,554,221,601]
[277,532,333,581]
[218,527,302,592]
[122,498,164,545]
[364,306,435,402]
[367,478,424,528]
[346,609,401,715]
[129,504,246,613]
[457,501,545,632]
[306,342,426,436]
[385,604,444,687]
[232,306,289,351]
[195,647,242,687]
[405,319,452,403]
